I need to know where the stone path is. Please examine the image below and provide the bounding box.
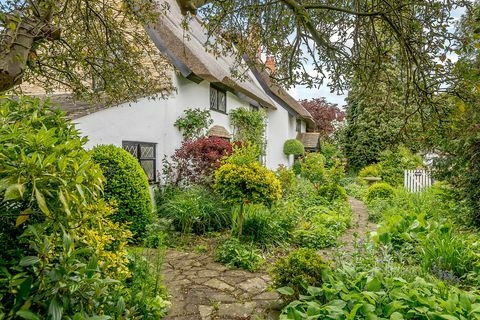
[162,197,373,319]
[162,251,281,319]
[319,196,375,258]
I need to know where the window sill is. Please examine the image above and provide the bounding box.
[210,108,228,115]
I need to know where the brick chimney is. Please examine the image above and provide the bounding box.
[265,55,276,74]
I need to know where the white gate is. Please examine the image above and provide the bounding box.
[404,170,433,193]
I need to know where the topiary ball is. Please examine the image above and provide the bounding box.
[214,162,282,207]
[318,183,348,202]
[364,182,396,204]
[283,139,305,156]
[92,145,152,239]
[271,248,328,300]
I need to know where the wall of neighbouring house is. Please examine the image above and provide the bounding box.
[74,71,295,177]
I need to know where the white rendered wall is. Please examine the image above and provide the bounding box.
[265,107,298,169]
[75,72,295,175]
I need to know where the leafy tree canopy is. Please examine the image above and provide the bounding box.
[0,0,173,104]
[180,0,469,106]
[299,98,345,137]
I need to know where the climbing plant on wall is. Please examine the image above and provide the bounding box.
[229,107,266,154]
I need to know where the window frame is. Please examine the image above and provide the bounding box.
[122,141,157,183]
[296,119,303,133]
[210,84,227,114]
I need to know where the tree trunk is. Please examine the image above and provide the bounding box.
[0,19,36,92]
[0,13,60,93]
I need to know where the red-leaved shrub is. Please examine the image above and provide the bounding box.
[164,137,234,185]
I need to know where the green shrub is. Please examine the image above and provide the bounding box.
[285,177,328,211]
[344,182,367,200]
[298,153,326,186]
[292,159,302,175]
[358,163,381,178]
[317,183,348,202]
[234,204,294,248]
[377,146,423,186]
[320,141,342,168]
[229,107,267,152]
[291,226,338,249]
[271,248,328,299]
[364,182,395,204]
[143,218,172,248]
[214,161,282,236]
[283,139,305,156]
[357,163,380,185]
[126,249,171,317]
[323,159,346,184]
[93,145,153,238]
[281,258,480,319]
[420,226,479,283]
[159,186,230,234]
[174,108,213,140]
[214,238,264,271]
[0,97,142,318]
[223,143,262,165]
[276,165,297,196]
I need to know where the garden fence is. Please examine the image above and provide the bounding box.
[404,169,433,193]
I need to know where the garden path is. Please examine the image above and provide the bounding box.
[319,196,375,258]
[162,197,373,319]
[162,250,282,319]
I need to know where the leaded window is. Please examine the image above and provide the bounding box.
[122,141,156,182]
[210,85,227,113]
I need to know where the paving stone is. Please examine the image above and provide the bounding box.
[238,277,267,294]
[204,263,228,272]
[191,277,211,285]
[198,305,214,320]
[208,292,236,303]
[217,302,257,318]
[204,278,234,292]
[163,250,281,320]
[169,278,191,287]
[197,269,221,278]
[254,291,280,301]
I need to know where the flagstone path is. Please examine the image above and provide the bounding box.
[162,196,373,319]
[162,250,282,319]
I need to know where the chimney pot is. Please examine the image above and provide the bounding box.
[265,55,276,74]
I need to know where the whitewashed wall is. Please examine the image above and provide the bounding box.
[265,107,297,169]
[75,72,299,174]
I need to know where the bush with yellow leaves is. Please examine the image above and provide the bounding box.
[214,161,282,236]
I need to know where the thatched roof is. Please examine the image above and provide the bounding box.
[297,132,320,149]
[148,0,277,109]
[252,69,315,128]
[208,125,232,139]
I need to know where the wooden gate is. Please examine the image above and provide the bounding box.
[404,170,433,193]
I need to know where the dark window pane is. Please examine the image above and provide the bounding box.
[140,145,154,158]
[123,143,138,157]
[218,90,226,112]
[210,87,218,110]
[140,160,155,181]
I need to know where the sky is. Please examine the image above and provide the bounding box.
[287,5,467,107]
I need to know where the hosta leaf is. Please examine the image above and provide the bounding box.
[277,287,295,296]
[390,312,404,320]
